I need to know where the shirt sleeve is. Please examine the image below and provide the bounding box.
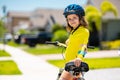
[77,29,89,60]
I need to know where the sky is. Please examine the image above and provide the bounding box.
[0,0,87,16]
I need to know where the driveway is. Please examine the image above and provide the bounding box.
[0,44,120,80]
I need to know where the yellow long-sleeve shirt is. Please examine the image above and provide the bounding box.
[64,26,89,62]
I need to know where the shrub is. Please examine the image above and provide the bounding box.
[52,24,64,33]
[52,30,68,43]
[101,40,120,50]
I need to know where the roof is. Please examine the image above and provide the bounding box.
[30,8,66,28]
[7,11,31,18]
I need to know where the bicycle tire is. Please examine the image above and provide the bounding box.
[56,68,64,80]
[77,77,85,80]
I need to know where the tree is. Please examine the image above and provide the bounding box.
[17,29,30,34]
[100,0,118,17]
[85,5,102,47]
[85,5,102,31]
[0,20,6,38]
[85,0,118,47]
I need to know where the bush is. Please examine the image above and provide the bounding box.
[52,30,68,43]
[101,40,120,50]
[52,24,64,33]
[7,40,19,47]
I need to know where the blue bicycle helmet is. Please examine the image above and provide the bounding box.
[63,4,85,18]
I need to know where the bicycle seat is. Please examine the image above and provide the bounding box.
[65,62,89,76]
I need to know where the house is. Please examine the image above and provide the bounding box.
[7,11,31,34]
[7,8,65,33]
[29,8,65,32]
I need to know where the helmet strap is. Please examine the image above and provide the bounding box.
[71,24,80,34]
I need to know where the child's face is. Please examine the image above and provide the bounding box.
[67,14,80,29]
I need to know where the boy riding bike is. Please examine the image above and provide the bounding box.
[59,4,89,80]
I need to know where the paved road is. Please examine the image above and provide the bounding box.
[0,44,120,80]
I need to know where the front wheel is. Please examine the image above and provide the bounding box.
[77,77,85,80]
[56,68,64,80]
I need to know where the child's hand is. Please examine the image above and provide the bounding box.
[65,39,69,46]
[73,58,82,67]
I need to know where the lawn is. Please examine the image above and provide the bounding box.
[22,45,99,55]
[0,49,21,75]
[6,41,66,55]
[7,41,99,55]
[0,50,11,57]
[0,60,22,75]
[21,44,65,55]
[48,57,120,69]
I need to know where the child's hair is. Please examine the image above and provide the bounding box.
[66,16,88,32]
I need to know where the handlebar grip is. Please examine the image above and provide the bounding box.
[87,46,95,49]
[45,41,58,45]
[45,41,66,47]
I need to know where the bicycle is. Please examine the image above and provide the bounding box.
[45,41,94,80]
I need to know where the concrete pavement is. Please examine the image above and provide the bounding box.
[85,68,120,80]
[39,50,120,60]
[0,44,59,80]
[0,44,120,80]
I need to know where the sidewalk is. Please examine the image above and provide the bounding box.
[0,44,59,80]
[39,50,120,60]
[85,68,120,80]
[0,44,120,80]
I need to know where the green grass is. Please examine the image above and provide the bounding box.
[6,41,65,55]
[84,57,120,69]
[0,48,21,75]
[6,41,99,55]
[19,44,99,55]
[0,60,22,75]
[7,40,27,47]
[0,50,11,57]
[48,57,120,69]
[7,40,20,47]
[22,44,65,55]
[87,47,99,52]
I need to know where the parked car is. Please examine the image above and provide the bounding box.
[15,32,53,47]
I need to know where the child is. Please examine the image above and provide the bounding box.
[59,4,89,80]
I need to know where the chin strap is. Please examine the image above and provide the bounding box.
[71,24,81,34]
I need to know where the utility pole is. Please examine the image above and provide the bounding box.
[2,5,7,51]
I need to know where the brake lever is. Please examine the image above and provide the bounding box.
[56,41,67,47]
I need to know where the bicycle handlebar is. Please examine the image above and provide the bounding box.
[65,62,89,76]
[45,41,94,49]
[87,46,95,49]
[45,41,58,45]
[45,41,67,47]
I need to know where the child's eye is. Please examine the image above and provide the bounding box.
[67,17,78,22]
